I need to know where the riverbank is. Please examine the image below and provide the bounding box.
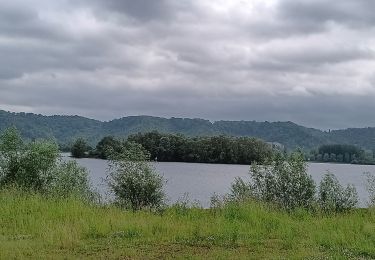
[309,160,375,166]
[66,152,375,166]
[1,190,374,259]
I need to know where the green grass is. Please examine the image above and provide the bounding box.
[1,190,374,259]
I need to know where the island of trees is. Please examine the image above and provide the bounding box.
[71,131,375,165]
[71,131,275,164]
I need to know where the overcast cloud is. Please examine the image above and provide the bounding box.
[1,0,375,129]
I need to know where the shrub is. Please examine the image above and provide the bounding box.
[231,152,316,211]
[229,177,252,202]
[107,141,165,211]
[0,128,59,190]
[0,127,96,201]
[364,172,375,207]
[46,160,97,201]
[318,173,358,213]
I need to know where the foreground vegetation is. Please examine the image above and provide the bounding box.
[2,127,375,258]
[1,189,375,259]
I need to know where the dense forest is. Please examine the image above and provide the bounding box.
[72,132,274,164]
[309,144,375,164]
[3,109,375,151]
[128,132,274,164]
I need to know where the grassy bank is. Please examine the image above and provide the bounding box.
[1,190,375,259]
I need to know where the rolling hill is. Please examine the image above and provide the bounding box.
[0,110,374,151]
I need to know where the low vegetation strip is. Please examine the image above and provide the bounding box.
[1,189,375,259]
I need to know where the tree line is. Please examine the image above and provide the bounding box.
[309,144,368,164]
[71,131,274,164]
[3,126,375,213]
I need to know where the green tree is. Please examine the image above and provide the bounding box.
[71,138,90,158]
[95,136,122,159]
[127,132,273,164]
[107,142,165,211]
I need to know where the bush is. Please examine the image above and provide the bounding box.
[107,142,165,211]
[364,172,375,207]
[231,152,316,211]
[318,173,358,213]
[46,160,97,201]
[0,127,96,201]
[229,177,252,202]
[0,128,59,190]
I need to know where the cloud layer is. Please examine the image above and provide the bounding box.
[1,0,375,129]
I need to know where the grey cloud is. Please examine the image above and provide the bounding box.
[278,0,375,29]
[250,44,374,75]
[79,0,194,23]
[243,0,375,39]
[2,80,374,129]
[1,0,375,129]
[90,0,171,21]
[0,3,66,41]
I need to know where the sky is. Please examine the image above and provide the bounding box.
[1,0,375,129]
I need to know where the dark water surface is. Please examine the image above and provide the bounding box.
[62,154,372,207]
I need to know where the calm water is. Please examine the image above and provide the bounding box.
[62,154,373,207]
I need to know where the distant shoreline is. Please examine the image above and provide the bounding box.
[308,161,375,166]
[62,152,375,167]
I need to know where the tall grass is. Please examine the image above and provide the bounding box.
[1,189,374,259]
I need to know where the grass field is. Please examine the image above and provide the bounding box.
[1,189,375,259]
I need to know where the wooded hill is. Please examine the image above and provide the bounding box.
[1,110,374,150]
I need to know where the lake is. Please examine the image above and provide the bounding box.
[62,154,373,207]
